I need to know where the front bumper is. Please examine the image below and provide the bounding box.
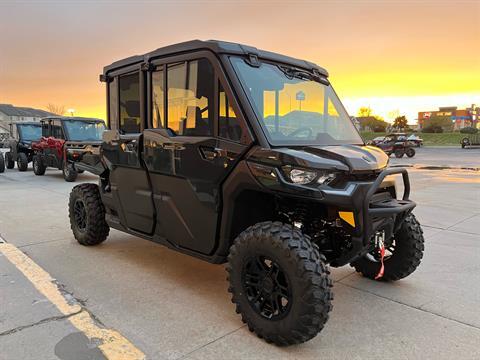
[324,167,415,266]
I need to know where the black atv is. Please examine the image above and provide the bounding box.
[68,40,424,346]
[374,133,416,158]
[4,122,42,171]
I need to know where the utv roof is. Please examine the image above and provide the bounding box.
[13,121,41,126]
[41,116,104,122]
[103,40,329,77]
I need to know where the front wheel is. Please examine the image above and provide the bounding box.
[227,221,333,346]
[17,152,28,171]
[406,148,415,157]
[351,213,424,281]
[33,155,46,175]
[63,162,78,182]
[69,183,109,246]
[394,149,405,158]
[5,152,14,169]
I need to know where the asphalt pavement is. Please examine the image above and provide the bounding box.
[0,147,479,360]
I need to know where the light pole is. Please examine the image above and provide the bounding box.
[67,108,75,117]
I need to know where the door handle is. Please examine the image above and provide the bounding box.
[200,147,227,161]
[121,140,137,153]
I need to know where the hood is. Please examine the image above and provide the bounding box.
[304,145,389,172]
[248,145,388,173]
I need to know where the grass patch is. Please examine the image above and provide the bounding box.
[360,132,465,146]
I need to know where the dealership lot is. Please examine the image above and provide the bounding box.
[1,147,479,360]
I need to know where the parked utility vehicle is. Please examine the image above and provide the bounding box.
[69,40,424,345]
[461,134,480,148]
[4,122,42,171]
[32,117,105,181]
[374,133,416,158]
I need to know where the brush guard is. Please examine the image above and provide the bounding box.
[332,167,416,267]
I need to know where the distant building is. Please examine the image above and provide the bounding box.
[0,104,54,141]
[418,105,479,130]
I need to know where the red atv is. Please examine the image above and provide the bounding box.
[32,117,105,181]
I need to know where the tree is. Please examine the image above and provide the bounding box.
[422,125,443,133]
[393,115,408,130]
[388,109,400,121]
[46,104,65,115]
[358,106,373,117]
[428,116,453,132]
[359,116,388,132]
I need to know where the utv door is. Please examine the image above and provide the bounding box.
[39,119,64,168]
[144,56,251,254]
[49,119,66,168]
[103,71,155,234]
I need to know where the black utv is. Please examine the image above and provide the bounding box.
[69,40,424,346]
[4,122,42,171]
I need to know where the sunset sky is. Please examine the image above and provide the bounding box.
[0,0,479,124]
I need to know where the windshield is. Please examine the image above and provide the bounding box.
[17,124,42,141]
[63,120,106,141]
[231,57,363,146]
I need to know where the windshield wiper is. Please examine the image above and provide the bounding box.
[279,66,329,85]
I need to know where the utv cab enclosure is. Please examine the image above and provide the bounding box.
[32,117,105,181]
[69,40,424,345]
[4,122,42,171]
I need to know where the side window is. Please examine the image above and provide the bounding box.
[119,73,141,134]
[51,120,64,139]
[152,68,165,128]
[108,77,118,130]
[167,59,214,136]
[219,83,243,142]
[41,122,50,137]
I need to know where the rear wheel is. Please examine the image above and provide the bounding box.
[406,148,415,158]
[394,149,404,158]
[0,154,4,173]
[69,183,109,246]
[227,221,333,346]
[33,155,46,175]
[351,213,424,281]
[63,162,78,182]
[17,152,28,171]
[5,152,14,169]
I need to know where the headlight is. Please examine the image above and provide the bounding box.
[289,168,317,184]
[282,166,337,185]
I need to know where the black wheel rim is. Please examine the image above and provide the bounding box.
[73,199,87,231]
[242,256,292,320]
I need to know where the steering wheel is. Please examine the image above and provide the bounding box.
[288,127,313,138]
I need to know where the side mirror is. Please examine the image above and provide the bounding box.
[103,129,120,144]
